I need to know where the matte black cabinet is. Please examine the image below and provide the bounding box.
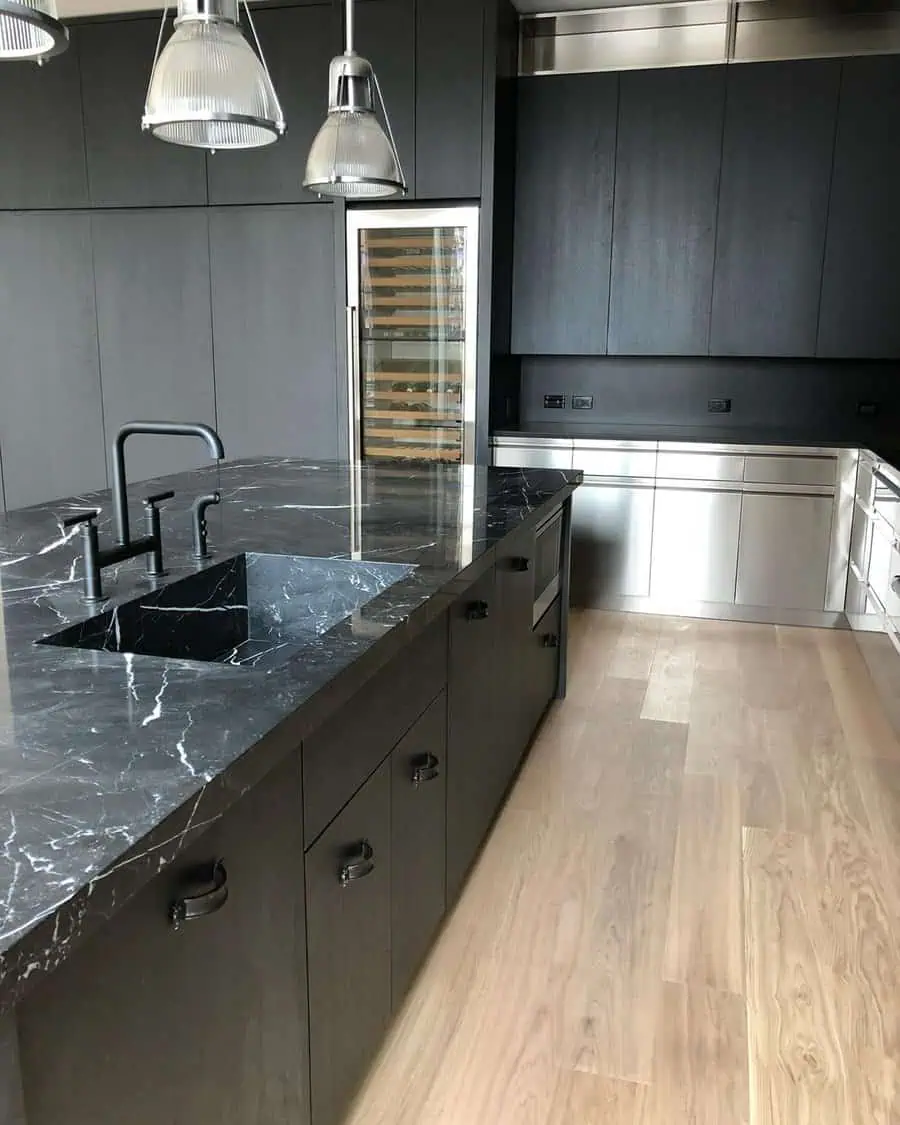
[818,56,900,359]
[209,204,339,461]
[306,759,392,1125]
[446,564,499,900]
[608,67,724,356]
[206,3,336,205]
[415,0,484,199]
[494,529,539,784]
[391,692,448,1007]
[711,60,840,357]
[528,596,562,738]
[79,18,207,207]
[18,754,311,1125]
[511,73,619,355]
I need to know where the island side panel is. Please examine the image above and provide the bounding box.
[0,1012,26,1125]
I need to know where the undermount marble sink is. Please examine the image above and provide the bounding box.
[37,553,417,668]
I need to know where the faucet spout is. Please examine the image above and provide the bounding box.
[112,421,225,546]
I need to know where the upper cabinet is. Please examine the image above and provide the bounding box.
[711,60,840,358]
[511,73,618,355]
[0,29,88,209]
[608,67,724,356]
[206,3,336,205]
[415,0,484,199]
[80,18,208,207]
[818,56,900,359]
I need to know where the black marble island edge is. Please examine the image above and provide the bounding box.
[0,458,580,1014]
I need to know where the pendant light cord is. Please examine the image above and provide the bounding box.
[345,0,353,54]
[242,0,283,119]
[144,0,170,112]
[373,69,406,192]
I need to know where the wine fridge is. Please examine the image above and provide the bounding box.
[346,206,480,466]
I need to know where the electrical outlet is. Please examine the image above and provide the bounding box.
[708,398,732,415]
[857,401,880,417]
[572,395,594,411]
[543,394,566,410]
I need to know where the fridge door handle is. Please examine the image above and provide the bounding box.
[346,305,361,463]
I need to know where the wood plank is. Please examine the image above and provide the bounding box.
[641,621,696,724]
[548,1070,645,1125]
[663,775,744,994]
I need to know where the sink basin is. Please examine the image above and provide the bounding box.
[37,553,417,668]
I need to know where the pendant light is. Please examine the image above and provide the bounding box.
[142,0,285,151]
[304,0,406,199]
[0,0,67,62]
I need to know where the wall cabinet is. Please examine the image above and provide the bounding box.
[19,753,311,1125]
[391,692,447,1007]
[710,60,840,358]
[511,74,618,355]
[306,759,392,1125]
[608,67,724,356]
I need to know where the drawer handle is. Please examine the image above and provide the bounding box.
[510,557,531,573]
[412,753,441,788]
[169,859,228,930]
[339,841,375,887]
[466,600,490,621]
[541,633,560,649]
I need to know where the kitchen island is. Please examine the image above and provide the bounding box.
[0,457,580,1125]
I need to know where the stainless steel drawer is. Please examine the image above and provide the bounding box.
[656,450,745,483]
[572,443,657,480]
[743,454,837,488]
[873,467,900,536]
[492,443,572,470]
[882,546,900,622]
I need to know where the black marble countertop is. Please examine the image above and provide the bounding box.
[0,458,579,1013]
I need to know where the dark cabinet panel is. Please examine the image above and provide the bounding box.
[210,205,339,460]
[608,66,724,356]
[0,31,88,208]
[207,4,336,205]
[711,60,840,357]
[512,74,618,355]
[415,0,483,199]
[528,595,562,738]
[306,760,391,1125]
[447,564,499,900]
[355,0,416,198]
[0,214,106,510]
[819,56,900,359]
[494,528,538,786]
[80,18,207,207]
[92,210,216,485]
[391,692,447,1007]
[19,754,311,1125]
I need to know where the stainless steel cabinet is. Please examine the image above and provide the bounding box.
[650,486,742,604]
[493,439,572,470]
[572,482,654,603]
[735,493,833,611]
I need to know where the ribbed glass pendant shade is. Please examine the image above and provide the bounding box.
[305,107,404,199]
[0,0,68,61]
[142,0,285,150]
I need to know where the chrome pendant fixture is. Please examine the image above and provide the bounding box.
[142,0,285,151]
[0,0,67,63]
[304,0,406,199]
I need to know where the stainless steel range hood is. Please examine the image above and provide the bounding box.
[520,0,900,75]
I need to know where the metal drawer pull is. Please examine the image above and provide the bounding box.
[170,859,228,930]
[892,576,900,599]
[874,469,900,502]
[541,633,560,649]
[412,753,441,788]
[466,600,490,621]
[339,841,375,887]
[510,557,531,573]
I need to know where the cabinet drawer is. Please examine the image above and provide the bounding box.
[303,615,448,847]
[529,595,562,738]
[881,547,900,622]
[744,454,836,488]
[493,442,572,470]
[657,450,745,483]
[572,443,657,480]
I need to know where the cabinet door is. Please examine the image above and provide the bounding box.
[92,210,216,485]
[391,693,447,1008]
[650,488,741,604]
[80,18,207,207]
[207,4,336,205]
[19,754,310,1125]
[447,565,499,900]
[528,595,562,737]
[356,0,416,198]
[819,56,900,358]
[495,529,539,784]
[0,214,107,510]
[572,483,654,605]
[306,760,391,1125]
[0,30,87,208]
[608,66,724,356]
[210,205,339,460]
[415,0,483,199]
[512,74,618,355]
[710,59,840,357]
[736,493,834,611]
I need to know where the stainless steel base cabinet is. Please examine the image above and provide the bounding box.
[306,760,391,1125]
[735,492,834,610]
[650,486,742,604]
[572,482,654,603]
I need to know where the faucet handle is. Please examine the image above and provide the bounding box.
[143,490,175,508]
[63,509,100,529]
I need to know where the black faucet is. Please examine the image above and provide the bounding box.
[66,421,225,603]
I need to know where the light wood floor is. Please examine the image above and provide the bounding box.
[345,612,900,1125]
